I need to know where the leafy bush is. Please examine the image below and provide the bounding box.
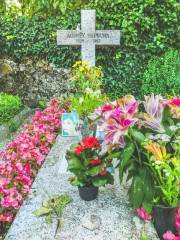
[69,89,105,119]
[0,93,22,124]
[141,49,180,97]
[0,0,179,98]
[70,61,103,94]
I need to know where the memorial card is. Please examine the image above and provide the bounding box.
[62,113,79,137]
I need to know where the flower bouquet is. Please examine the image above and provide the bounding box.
[66,137,114,201]
[94,94,180,238]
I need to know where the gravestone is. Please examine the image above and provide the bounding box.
[57,10,120,66]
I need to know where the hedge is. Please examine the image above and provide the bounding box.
[142,49,180,97]
[0,0,179,98]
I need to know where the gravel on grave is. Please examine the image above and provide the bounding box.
[5,136,159,240]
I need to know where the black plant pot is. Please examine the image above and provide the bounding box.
[153,205,177,239]
[78,186,98,201]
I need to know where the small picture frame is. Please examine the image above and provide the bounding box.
[61,113,79,137]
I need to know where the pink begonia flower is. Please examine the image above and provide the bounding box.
[136,208,152,221]
[176,218,180,232]
[0,212,13,223]
[0,98,64,223]
[163,231,177,240]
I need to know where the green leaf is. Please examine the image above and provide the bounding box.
[33,207,52,217]
[92,177,107,187]
[143,173,154,202]
[69,176,84,187]
[86,165,103,176]
[82,150,89,167]
[69,143,79,152]
[142,201,152,214]
[119,143,135,182]
[131,129,146,144]
[129,175,144,209]
[107,151,121,160]
[67,156,84,171]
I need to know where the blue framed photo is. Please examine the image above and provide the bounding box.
[61,113,79,137]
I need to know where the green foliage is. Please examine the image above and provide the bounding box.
[70,61,103,94]
[33,194,71,237]
[0,0,6,15]
[38,100,47,109]
[118,128,155,213]
[8,119,19,133]
[4,0,90,17]
[140,231,149,240]
[0,1,179,98]
[0,93,22,124]
[142,49,180,97]
[69,89,105,119]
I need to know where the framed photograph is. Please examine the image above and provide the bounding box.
[61,112,79,137]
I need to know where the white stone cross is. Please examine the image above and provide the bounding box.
[57,10,120,66]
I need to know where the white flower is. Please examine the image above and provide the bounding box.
[165,172,170,177]
[85,87,92,94]
[169,125,178,131]
[79,97,84,105]
[155,160,163,165]
[148,134,170,142]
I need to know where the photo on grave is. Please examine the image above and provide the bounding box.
[61,112,79,137]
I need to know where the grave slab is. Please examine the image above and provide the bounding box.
[5,135,159,240]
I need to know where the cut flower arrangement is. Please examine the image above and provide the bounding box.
[0,99,64,233]
[94,94,180,239]
[66,136,114,201]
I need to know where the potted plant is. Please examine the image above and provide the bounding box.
[66,136,114,201]
[144,138,180,239]
[94,94,180,238]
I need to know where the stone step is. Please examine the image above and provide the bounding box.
[5,135,159,240]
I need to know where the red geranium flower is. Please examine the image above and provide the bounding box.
[90,159,102,166]
[82,137,100,149]
[100,170,107,176]
[75,145,84,155]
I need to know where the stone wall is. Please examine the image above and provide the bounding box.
[0,59,70,106]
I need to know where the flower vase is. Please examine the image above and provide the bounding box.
[78,186,98,201]
[81,117,90,138]
[153,205,177,239]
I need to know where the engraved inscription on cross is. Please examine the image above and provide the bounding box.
[57,10,120,66]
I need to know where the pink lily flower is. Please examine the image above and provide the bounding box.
[140,94,165,132]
